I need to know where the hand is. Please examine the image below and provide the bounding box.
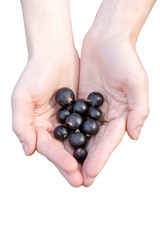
[11,49,83,187]
[12,0,84,187]
[79,28,149,186]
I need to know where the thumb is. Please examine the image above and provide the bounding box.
[11,90,36,155]
[125,74,149,140]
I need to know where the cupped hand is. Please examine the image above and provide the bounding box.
[11,48,83,187]
[79,30,149,186]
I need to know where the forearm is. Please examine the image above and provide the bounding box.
[93,0,157,43]
[20,0,74,57]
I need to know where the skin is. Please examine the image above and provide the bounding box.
[11,0,83,187]
[12,0,157,187]
[79,0,157,186]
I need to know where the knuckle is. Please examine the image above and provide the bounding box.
[12,124,17,134]
[12,124,21,137]
[142,107,149,119]
[11,89,21,108]
[143,112,149,120]
[11,87,18,102]
[11,89,22,104]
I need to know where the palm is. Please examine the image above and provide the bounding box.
[79,33,148,186]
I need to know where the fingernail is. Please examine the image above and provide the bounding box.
[86,176,96,184]
[88,176,95,180]
[22,142,29,155]
[134,127,141,140]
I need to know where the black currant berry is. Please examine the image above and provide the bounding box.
[55,87,75,107]
[56,107,70,123]
[82,119,99,136]
[54,125,69,141]
[65,113,83,131]
[88,107,102,120]
[87,92,104,107]
[69,132,87,148]
[72,99,88,115]
[73,147,88,163]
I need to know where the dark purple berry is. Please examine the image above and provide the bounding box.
[69,132,87,148]
[88,107,102,120]
[54,125,69,141]
[56,107,70,123]
[82,119,99,136]
[65,113,83,131]
[72,99,88,115]
[55,87,75,107]
[87,92,104,107]
[73,147,88,163]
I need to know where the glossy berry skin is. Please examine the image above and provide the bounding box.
[65,113,83,131]
[56,107,70,123]
[88,107,102,120]
[73,147,88,163]
[72,99,88,115]
[54,125,69,141]
[55,87,75,107]
[87,92,104,107]
[82,119,99,136]
[69,132,87,148]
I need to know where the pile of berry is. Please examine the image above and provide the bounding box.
[54,87,104,164]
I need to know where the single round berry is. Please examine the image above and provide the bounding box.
[55,87,75,107]
[56,107,70,123]
[73,147,88,163]
[87,92,104,107]
[88,107,102,120]
[65,113,83,131]
[54,125,69,141]
[82,119,99,136]
[69,132,87,148]
[72,99,88,115]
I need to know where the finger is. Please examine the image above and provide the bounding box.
[36,127,78,173]
[11,91,36,156]
[82,117,126,187]
[125,74,149,140]
[57,166,83,187]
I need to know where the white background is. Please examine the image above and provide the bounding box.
[0,0,160,239]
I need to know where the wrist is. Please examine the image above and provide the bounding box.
[27,45,78,64]
[88,22,136,49]
[21,0,74,57]
[91,0,157,45]
[25,19,75,58]
[27,40,75,59]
